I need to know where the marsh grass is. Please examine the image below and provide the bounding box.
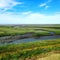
[0,39,60,60]
[0,26,60,37]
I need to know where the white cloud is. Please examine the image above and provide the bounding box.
[40,3,46,7]
[23,13,60,24]
[39,0,52,9]
[21,11,31,15]
[55,12,60,14]
[0,12,60,24]
[0,0,22,12]
[45,6,50,9]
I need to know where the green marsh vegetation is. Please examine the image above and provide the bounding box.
[0,39,60,60]
[0,25,60,37]
[0,25,60,60]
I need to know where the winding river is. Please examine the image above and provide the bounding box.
[1,35,60,45]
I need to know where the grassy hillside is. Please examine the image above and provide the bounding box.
[0,39,60,60]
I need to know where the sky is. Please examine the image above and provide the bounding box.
[0,0,60,24]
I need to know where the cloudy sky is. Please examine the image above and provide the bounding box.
[0,0,60,24]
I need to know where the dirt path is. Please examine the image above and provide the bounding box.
[37,54,60,60]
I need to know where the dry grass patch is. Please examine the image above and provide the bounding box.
[38,53,60,60]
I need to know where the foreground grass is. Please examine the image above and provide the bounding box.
[0,39,60,60]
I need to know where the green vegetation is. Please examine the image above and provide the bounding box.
[0,25,60,60]
[0,25,60,37]
[40,28,60,35]
[0,39,60,60]
[33,31,50,37]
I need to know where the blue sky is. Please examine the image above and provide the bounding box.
[0,0,60,24]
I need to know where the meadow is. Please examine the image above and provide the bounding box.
[0,25,60,60]
[0,39,60,60]
[0,25,60,37]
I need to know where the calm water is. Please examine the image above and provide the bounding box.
[3,35,60,45]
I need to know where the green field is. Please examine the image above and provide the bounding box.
[0,25,60,37]
[0,25,60,60]
[0,39,60,60]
